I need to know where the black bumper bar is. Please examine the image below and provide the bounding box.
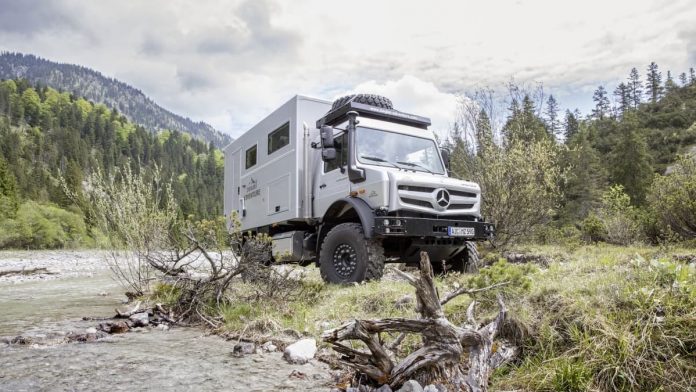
[373,217,494,240]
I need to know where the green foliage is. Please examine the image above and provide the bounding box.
[0,201,88,249]
[648,154,696,239]
[580,213,607,243]
[468,259,535,302]
[609,112,653,204]
[597,185,644,245]
[0,78,225,251]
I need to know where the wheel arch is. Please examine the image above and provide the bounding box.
[315,197,376,264]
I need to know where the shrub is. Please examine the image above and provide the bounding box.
[648,154,696,239]
[597,185,644,245]
[580,213,607,242]
[0,201,88,249]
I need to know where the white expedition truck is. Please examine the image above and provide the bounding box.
[224,94,494,283]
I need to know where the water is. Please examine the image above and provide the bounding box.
[0,251,331,391]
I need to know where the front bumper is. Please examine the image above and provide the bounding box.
[373,217,494,240]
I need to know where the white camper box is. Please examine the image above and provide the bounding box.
[223,95,331,231]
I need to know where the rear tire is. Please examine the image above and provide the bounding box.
[319,223,385,283]
[435,242,479,274]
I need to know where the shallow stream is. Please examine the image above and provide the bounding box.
[0,251,330,391]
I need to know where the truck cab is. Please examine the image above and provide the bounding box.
[224,94,493,283]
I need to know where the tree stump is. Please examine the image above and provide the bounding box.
[322,251,517,391]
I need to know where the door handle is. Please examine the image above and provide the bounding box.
[319,184,326,189]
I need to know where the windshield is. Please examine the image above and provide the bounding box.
[356,127,445,174]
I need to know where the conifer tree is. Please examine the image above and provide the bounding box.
[645,62,663,104]
[592,86,610,119]
[679,72,688,86]
[628,67,642,109]
[544,94,561,139]
[475,109,494,156]
[609,112,653,204]
[561,126,607,221]
[0,155,19,218]
[613,82,630,116]
[664,70,678,93]
[563,109,580,142]
[690,68,696,84]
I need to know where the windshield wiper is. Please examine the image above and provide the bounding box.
[396,161,434,174]
[360,155,402,170]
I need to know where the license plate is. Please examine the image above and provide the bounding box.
[448,226,475,237]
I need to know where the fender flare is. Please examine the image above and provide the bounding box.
[315,198,376,264]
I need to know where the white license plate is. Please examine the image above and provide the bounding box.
[448,227,475,237]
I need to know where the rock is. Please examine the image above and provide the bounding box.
[129,312,149,327]
[283,338,317,364]
[98,321,129,334]
[423,385,446,392]
[98,291,108,296]
[156,324,170,332]
[376,385,393,392]
[289,370,307,379]
[346,388,360,392]
[85,327,97,334]
[261,341,277,352]
[397,380,423,392]
[233,342,256,355]
[394,295,414,310]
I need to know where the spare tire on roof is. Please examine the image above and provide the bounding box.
[331,94,393,111]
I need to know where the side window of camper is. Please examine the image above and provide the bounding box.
[324,133,348,173]
[268,122,290,155]
[245,145,257,169]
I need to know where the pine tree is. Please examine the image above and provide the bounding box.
[613,83,630,116]
[592,86,610,119]
[690,68,696,85]
[609,112,653,204]
[544,95,561,140]
[679,72,688,86]
[502,95,548,145]
[628,67,642,109]
[475,109,494,156]
[563,109,580,142]
[645,62,663,104]
[0,155,19,218]
[665,70,678,93]
[561,127,608,221]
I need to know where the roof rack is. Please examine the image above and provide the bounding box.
[316,101,431,129]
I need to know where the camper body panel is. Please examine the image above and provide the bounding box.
[223,96,331,231]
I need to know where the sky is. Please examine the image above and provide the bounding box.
[0,0,695,138]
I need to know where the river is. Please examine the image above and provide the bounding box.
[0,251,331,391]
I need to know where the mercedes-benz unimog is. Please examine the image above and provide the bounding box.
[223,94,494,283]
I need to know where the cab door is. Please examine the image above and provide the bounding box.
[313,133,349,217]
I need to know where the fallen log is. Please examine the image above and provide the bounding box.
[0,267,56,277]
[322,251,517,391]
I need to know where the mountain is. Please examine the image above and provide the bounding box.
[0,78,223,248]
[0,52,231,147]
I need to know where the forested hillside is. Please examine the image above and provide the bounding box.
[0,52,231,148]
[0,79,223,248]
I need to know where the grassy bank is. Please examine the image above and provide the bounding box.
[175,244,696,391]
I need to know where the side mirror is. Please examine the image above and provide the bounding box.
[320,125,337,162]
[322,148,336,161]
[440,148,451,170]
[320,125,335,148]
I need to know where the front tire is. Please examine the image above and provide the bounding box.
[435,242,480,274]
[319,223,385,283]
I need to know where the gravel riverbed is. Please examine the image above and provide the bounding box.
[0,250,332,391]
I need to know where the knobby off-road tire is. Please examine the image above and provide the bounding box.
[331,94,394,111]
[319,223,386,284]
[435,241,480,274]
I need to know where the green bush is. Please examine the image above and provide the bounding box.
[0,201,89,249]
[581,213,607,242]
[648,155,696,239]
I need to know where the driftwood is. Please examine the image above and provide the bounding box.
[0,267,56,277]
[322,252,517,391]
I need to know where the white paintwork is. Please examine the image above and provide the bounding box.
[223,95,331,231]
[224,95,483,233]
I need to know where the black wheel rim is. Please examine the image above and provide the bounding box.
[333,243,358,278]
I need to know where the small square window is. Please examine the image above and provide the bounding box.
[245,145,257,169]
[268,122,290,155]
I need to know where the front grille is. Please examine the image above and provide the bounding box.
[400,198,432,208]
[398,185,435,193]
[449,190,477,198]
[448,203,474,210]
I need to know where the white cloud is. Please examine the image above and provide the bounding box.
[345,75,460,138]
[0,0,694,137]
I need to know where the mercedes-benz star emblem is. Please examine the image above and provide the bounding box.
[436,189,450,208]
